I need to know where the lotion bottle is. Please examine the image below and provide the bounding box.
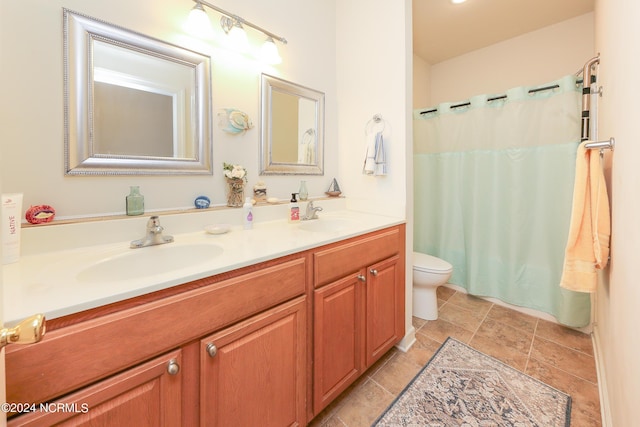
[289,193,300,223]
[243,197,253,229]
[1,193,22,264]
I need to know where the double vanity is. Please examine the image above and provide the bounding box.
[4,199,406,426]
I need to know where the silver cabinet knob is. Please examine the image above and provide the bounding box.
[167,359,180,375]
[357,274,366,282]
[206,343,218,358]
[370,269,378,276]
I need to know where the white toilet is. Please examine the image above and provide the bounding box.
[413,252,453,320]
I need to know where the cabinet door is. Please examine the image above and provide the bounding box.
[313,273,364,414]
[9,349,182,427]
[200,297,306,427]
[365,255,404,367]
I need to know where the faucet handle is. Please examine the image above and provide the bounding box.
[147,216,164,232]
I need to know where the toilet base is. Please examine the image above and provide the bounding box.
[413,286,439,320]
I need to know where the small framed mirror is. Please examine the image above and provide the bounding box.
[64,9,212,175]
[260,74,325,175]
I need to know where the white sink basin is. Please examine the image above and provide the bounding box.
[76,243,224,283]
[298,217,356,233]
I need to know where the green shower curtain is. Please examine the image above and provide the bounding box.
[413,75,591,327]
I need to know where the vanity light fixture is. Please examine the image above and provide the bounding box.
[187,0,287,63]
[220,16,249,52]
[451,0,468,3]
[259,37,282,65]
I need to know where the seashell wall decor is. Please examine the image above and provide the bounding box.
[218,108,253,134]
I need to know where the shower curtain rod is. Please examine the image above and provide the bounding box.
[419,79,585,116]
[581,55,601,141]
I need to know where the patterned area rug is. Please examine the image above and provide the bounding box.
[373,338,571,427]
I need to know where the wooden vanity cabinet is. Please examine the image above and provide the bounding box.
[6,224,405,426]
[312,226,405,415]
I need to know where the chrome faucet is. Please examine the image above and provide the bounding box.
[130,216,174,248]
[302,201,323,221]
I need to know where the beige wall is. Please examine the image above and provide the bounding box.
[427,13,595,106]
[594,0,640,425]
[270,92,299,164]
[412,54,430,108]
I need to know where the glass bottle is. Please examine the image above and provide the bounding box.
[126,186,144,216]
[298,180,308,201]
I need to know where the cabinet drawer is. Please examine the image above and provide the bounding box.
[6,256,306,408]
[314,227,401,287]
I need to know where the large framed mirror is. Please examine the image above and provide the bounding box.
[64,9,212,175]
[260,74,324,175]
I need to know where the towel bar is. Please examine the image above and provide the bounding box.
[584,138,615,151]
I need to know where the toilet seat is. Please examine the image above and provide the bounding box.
[413,252,452,274]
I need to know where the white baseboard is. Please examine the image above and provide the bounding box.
[395,325,416,353]
[592,326,613,427]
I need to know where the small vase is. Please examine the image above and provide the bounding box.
[298,180,308,201]
[126,186,144,216]
[226,178,245,207]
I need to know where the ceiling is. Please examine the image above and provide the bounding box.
[413,0,595,64]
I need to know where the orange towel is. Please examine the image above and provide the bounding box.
[560,141,611,293]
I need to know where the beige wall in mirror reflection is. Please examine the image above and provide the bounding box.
[271,91,299,164]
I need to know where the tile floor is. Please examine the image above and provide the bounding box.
[309,287,602,427]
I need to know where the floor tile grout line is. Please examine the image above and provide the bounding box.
[524,318,539,373]
[529,354,600,386]
[533,333,596,358]
[468,301,494,343]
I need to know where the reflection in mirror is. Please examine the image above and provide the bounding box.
[64,10,212,175]
[260,74,324,175]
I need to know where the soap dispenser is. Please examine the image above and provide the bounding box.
[243,197,253,229]
[289,193,300,223]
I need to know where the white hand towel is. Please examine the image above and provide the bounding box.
[374,132,386,176]
[363,132,377,175]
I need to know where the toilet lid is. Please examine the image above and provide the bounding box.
[413,252,453,273]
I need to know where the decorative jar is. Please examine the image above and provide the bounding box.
[225,178,245,207]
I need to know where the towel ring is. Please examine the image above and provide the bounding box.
[301,128,315,144]
[365,113,386,135]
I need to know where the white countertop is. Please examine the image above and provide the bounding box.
[3,200,404,325]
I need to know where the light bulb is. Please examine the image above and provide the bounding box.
[227,22,249,52]
[186,3,214,39]
[259,38,282,64]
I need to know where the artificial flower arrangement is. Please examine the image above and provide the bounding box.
[223,162,247,182]
[223,162,247,207]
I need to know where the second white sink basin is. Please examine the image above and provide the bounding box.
[76,243,224,283]
[298,217,357,233]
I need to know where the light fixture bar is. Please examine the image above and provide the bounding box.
[193,0,287,44]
